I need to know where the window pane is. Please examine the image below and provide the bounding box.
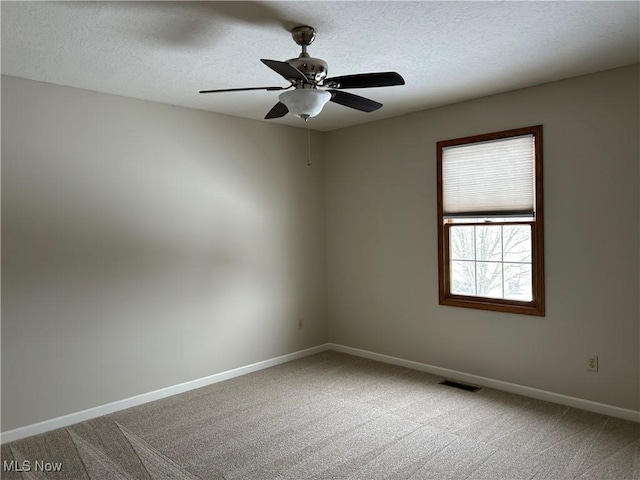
[475,225,502,261]
[449,222,533,301]
[503,225,532,263]
[451,261,475,295]
[504,263,532,301]
[476,262,503,298]
[450,226,475,260]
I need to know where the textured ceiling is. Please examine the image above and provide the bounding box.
[2,1,639,131]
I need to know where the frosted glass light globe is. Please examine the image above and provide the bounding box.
[279,89,331,119]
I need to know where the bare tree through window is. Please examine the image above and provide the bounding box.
[450,224,532,301]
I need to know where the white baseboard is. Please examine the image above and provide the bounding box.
[1,344,331,444]
[4,341,637,444]
[328,343,640,423]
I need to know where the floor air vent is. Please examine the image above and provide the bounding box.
[439,379,481,393]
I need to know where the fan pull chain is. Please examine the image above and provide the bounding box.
[306,118,312,166]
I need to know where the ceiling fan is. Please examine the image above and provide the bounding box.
[199,26,405,120]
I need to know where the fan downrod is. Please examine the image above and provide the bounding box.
[288,26,327,82]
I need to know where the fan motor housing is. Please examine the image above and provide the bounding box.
[288,57,328,83]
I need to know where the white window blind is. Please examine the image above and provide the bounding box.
[442,134,535,218]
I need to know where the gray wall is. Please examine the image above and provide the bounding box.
[325,65,639,411]
[2,76,328,430]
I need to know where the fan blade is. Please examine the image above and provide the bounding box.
[323,72,404,89]
[329,90,382,112]
[199,86,289,94]
[261,59,309,83]
[265,102,289,119]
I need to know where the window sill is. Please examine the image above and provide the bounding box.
[440,295,545,316]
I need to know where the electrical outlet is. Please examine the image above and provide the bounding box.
[297,318,303,330]
[587,354,598,372]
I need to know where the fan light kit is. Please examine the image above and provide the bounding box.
[279,89,331,119]
[200,26,405,121]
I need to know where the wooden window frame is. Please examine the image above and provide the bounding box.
[437,125,545,316]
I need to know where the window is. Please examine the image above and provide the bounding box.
[437,125,544,316]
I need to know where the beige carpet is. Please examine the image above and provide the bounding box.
[2,351,639,479]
